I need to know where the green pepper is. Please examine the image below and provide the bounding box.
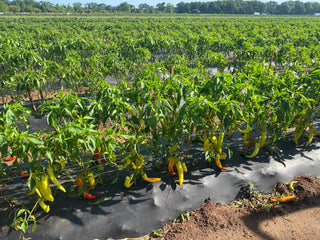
[288,181,298,191]
[215,154,227,171]
[39,198,50,213]
[306,125,314,146]
[117,156,132,169]
[27,186,42,198]
[211,135,217,150]
[216,132,224,154]
[204,137,212,153]
[38,175,54,202]
[141,173,161,183]
[245,141,260,158]
[175,161,184,186]
[169,144,178,153]
[238,126,252,134]
[87,173,95,188]
[126,106,136,116]
[293,121,305,145]
[239,126,252,145]
[124,175,134,188]
[181,162,188,173]
[227,123,240,139]
[47,167,66,193]
[259,127,267,148]
[242,132,250,145]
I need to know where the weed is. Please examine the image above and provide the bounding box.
[234,183,273,211]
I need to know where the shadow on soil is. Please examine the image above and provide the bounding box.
[241,195,320,240]
[241,174,320,240]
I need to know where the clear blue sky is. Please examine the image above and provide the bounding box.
[47,0,297,7]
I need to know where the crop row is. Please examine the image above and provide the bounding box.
[1,14,320,234]
[1,62,320,190]
[1,15,320,111]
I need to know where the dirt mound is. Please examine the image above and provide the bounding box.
[164,200,251,240]
[123,175,320,240]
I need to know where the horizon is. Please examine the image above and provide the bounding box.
[44,0,309,7]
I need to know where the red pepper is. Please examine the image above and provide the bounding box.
[20,171,30,179]
[76,174,83,188]
[93,148,102,165]
[242,139,255,150]
[5,156,16,162]
[84,192,96,199]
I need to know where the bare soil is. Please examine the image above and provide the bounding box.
[108,175,320,240]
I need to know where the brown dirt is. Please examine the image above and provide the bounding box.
[108,175,320,240]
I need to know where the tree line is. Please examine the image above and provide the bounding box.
[0,0,320,15]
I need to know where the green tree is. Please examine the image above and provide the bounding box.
[54,4,66,13]
[176,2,190,13]
[8,5,20,12]
[166,3,174,13]
[199,2,208,13]
[24,5,33,12]
[73,2,82,12]
[138,3,152,13]
[156,2,166,12]
[149,6,155,13]
[208,2,220,13]
[266,1,278,15]
[252,0,266,13]
[39,1,53,12]
[85,2,98,12]
[0,1,9,12]
[33,7,41,13]
[137,4,144,13]
[278,1,294,14]
[129,4,135,12]
[118,2,130,12]
[65,4,73,13]
[293,1,305,14]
